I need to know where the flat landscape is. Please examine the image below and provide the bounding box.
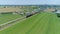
[0,14,22,24]
[0,12,60,34]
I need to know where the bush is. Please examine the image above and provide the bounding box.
[1,12,13,14]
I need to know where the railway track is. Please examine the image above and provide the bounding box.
[0,8,41,31]
[0,16,26,31]
[0,13,38,31]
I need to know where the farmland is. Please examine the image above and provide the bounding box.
[0,5,40,25]
[0,5,39,13]
[0,14,22,24]
[0,12,60,34]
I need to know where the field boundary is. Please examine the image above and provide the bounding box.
[0,16,25,26]
[0,13,39,31]
[0,16,26,31]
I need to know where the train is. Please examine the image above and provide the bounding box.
[19,8,42,18]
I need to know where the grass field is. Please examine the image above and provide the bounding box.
[0,14,22,24]
[0,12,60,34]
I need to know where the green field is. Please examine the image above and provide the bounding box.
[0,14,22,24]
[0,12,60,34]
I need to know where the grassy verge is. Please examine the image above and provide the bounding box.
[0,14,22,24]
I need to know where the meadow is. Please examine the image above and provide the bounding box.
[0,14,22,24]
[0,12,60,34]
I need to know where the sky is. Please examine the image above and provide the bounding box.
[0,0,60,5]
